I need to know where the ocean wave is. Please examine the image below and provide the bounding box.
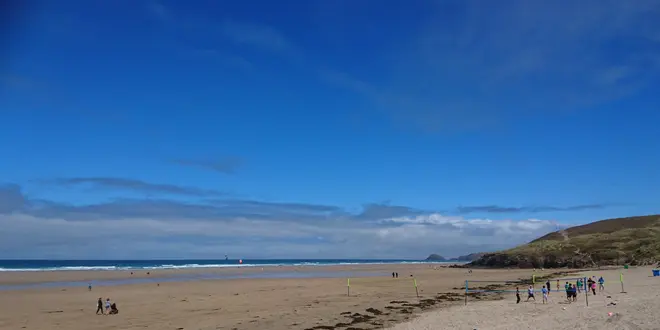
[0,266,125,272]
[0,260,455,272]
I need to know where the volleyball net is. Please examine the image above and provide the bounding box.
[464,275,591,305]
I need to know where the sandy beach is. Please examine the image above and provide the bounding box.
[0,264,656,330]
[391,266,659,330]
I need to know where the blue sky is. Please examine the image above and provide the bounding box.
[1,0,659,259]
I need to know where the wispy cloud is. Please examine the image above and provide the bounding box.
[148,2,301,63]
[0,183,604,258]
[143,1,660,133]
[353,203,425,220]
[457,204,608,214]
[172,157,244,174]
[204,1,660,132]
[221,20,298,56]
[44,177,225,197]
[0,183,25,213]
[146,1,171,22]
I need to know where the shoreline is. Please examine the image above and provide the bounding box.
[0,262,465,285]
[0,260,465,272]
[0,264,554,330]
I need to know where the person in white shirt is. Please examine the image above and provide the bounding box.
[526,285,535,301]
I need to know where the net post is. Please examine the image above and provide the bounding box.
[414,278,419,298]
[464,280,468,306]
[584,277,588,306]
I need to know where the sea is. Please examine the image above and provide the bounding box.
[0,259,442,272]
[0,259,458,290]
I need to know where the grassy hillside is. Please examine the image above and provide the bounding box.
[471,215,660,268]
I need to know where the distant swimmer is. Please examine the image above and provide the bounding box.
[225,254,228,261]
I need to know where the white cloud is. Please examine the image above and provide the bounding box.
[0,212,563,259]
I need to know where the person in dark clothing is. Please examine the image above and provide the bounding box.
[546,281,551,293]
[570,285,578,302]
[109,303,119,315]
[392,272,395,278]
[516,287,521,304]
[587,278,596,295]
[591,281,596,295]
[395,272,398,278]
[96,298,104,315]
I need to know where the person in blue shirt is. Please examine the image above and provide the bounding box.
[541,285,548,304]
[568,284,577,302]
[598,277,605,292]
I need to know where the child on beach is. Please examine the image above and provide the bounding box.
[576,279,582,293]
[598,277,605,291]
[516,287,521,304]
[556,280,560,291]
[570,284,577,302]
[105,298,111,313]
[541,285,548,304]
[526,286,535,301]
[591,281,597,295]
[565,284,573,302]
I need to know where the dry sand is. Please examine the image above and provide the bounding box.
[0,264,656,330]
[391,266,660,330]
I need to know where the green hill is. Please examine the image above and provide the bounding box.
[471,215,660,268]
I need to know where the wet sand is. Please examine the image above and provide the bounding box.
[0,264,557,330]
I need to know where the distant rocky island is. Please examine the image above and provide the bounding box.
[470,215,660,268]
[425,252,485,262]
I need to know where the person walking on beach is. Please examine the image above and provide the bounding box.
[392,272,395,278]
[526,286,535,301]
[105,298,111,313]
[591,281,597,295]
[541,285,548,304]
[598,276,605,291]
[545,281,551,293]
[516,287,521,304]
[556,280,560,291]
[96,298,104,315]
[576,279,582,293]
[395,272,398,278]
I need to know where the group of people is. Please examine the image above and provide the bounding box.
[96,297,119,315]
[515,276,606,304]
